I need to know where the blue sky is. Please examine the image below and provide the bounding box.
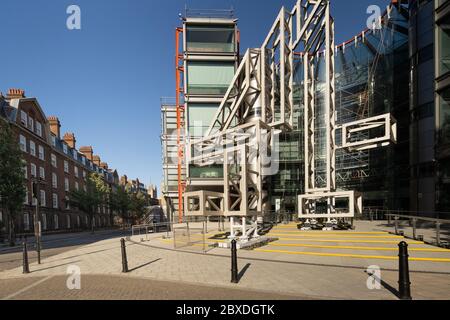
[0,0,390,191]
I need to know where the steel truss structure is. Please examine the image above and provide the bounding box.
[184,0,398,239]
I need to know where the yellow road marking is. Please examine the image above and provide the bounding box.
[269,233,404,239]
[278,238,424,244]
[270,230,390,235]
[255,249,450,263]
[269,243,450,253]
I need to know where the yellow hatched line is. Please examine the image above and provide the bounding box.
[269,233,404,239]
[255,249,450,263]
[278,238,424,244]
[269,243,450,253]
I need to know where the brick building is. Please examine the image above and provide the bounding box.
[0,88,139,235]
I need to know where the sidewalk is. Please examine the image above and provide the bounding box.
[1,223,449,300]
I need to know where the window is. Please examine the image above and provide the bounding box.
[65,178,70,192]
[81,157,86,165]
[24,213,30,231]
[74,166,79,178]
[40,190,46,207]
[83,184,87,192]
[77,216,81,228]
[438,15,450,76]
[24,187,28,205]
[64,160,69,173]
[187,61,235,95]
[42,213,47,231]
[20,110,27,126]
[28,117,34,132]
[85,216,89,226]
[31,163,37,177]
[51,154,57,168]
[65,196,70,210]
[67,215,71,229]
[23,164,28,179]
[186,24,235,53]
[52,173,58,188]
[30,141,36,157]
[63,144,68,154]
[51,135,56,147]
[75,181,79,191]
[52,193,58,209]
[0,210,3,223]
[36,121,42,137]
[188,103,220,136]
[19,135,27,152]
[54,215,59,230]
[39,167,45,179]
[83,171,86,179]
[73,150,78,160]
[38,145,45,160]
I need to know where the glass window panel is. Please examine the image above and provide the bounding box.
[187,62,235,95]
[187,25,235,53]
[439,16,450,76]
[188,103,219,136]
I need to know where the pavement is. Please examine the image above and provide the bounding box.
[0,229,129,272]
[0,275,305,300]
[1,221,449,300]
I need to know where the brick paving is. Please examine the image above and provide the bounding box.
[0,275,305,300]
[0,222,449,300]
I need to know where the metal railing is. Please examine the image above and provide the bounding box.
[131,222,173,240]
[185,8,234,19]
[385,213,450,247]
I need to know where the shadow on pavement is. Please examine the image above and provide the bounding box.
[31,260,82,273]
[129,258,162,272]
[237,263,251,282]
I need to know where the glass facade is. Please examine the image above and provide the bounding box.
[187,61,235,95]
[184,20,238,182]
[271,3,410,213]
[186,25,235,53]
[436,0,450,215]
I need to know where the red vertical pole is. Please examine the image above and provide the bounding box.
[175,27,185,224]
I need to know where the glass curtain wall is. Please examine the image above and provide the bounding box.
[270,3,410,213]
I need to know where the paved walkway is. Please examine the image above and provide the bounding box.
[1,222,449,300]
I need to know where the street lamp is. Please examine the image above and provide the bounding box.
[31,177,46,264]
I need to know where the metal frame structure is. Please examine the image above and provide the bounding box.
[183,0,399,239]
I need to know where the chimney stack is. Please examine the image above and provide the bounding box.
[80,146,94,161]
[7,88,25,99]
[47,116,61,139]
[100,162,109,170]
[93,155,101,166]
[63,132,76,149]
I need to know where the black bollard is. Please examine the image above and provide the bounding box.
[121,238,129,273]
[398,241,412,300]
[23,241,30,274]
[231,239,238,283]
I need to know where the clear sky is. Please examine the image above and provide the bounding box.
[0,0,390,190]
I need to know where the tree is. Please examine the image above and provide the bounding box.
[130,191,147,224]
[69,172,108,233]
[0,119,26,246]
[110,187,131,228]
